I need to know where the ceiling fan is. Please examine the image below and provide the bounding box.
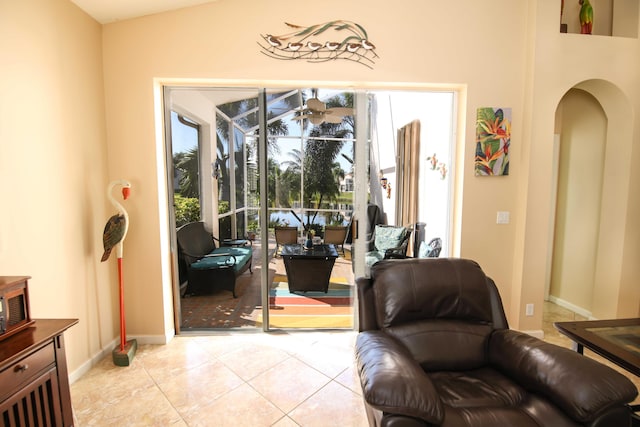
[292,95,354,125]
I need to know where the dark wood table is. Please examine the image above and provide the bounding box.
[555,318,640,423]
[554,318,640,377]
[281,244,338,293]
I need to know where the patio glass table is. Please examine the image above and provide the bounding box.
[280,244,338,293]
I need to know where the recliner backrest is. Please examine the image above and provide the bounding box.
[370,258,494,326]
[368,258,508,370]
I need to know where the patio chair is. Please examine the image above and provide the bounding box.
[274,226,298,256]
[323,225,348,256]
[364,224,413,268]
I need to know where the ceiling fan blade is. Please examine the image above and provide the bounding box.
[326,107,354,117]
[307,98,326,112]
[323,115,344,124]
[309,115,325,125]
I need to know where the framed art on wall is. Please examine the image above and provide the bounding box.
[475,107,511,176]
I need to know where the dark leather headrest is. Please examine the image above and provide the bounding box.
[370,258,494,328]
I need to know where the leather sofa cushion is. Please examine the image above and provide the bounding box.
[386,319,491,370]
[371,259,493,328]
[440,403,571,427]
[429,368,580,426]
[431,367,527,408]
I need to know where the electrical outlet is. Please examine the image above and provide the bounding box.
[525,303,534,316]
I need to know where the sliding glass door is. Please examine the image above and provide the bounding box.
[264,88,357,329]
[164,85,456,333]
[165,86,359,331]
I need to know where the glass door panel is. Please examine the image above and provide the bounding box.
[266,88,356,330]
[167,86,263,331]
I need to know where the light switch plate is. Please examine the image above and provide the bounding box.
[496,211,510,224]
[526,303,534,316]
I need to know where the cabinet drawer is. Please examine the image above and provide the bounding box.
[0,342,55,402]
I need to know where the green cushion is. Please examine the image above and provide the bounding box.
[365,251,385,267]
[374,226,407,251]
[191,246,252,273]
[418,241,433,258]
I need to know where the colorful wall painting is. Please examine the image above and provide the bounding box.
[475,107,511,176]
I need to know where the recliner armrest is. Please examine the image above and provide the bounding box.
[489,329,638,423]
[355,331,444,424]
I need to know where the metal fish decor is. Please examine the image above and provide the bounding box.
[259,21,378,69]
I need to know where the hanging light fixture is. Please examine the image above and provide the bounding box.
[379,170,391,198]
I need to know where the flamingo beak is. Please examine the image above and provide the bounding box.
[122,187,131,200]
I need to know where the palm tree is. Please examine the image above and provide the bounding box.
[281,148,303,174]
[175,147,199,198]
[278,149,302,207]
[303,135,344,227]
[332,161,346,188]
[214,94,292,208]
[301,91,354,227]
[266,158,282,207]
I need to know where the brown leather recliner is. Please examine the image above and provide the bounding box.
[355,258,638,427]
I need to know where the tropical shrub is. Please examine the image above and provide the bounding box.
[174,194,200,227]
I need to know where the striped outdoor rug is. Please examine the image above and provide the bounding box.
[257,274,354,328]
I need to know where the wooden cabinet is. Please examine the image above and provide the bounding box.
[0,319,78,427]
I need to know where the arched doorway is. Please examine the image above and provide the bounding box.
[549,79,637,319]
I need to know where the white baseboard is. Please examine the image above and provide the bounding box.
[133,333,174,345]
[69,337,119,384]
[548,295,595,319]
[68,333,174,384]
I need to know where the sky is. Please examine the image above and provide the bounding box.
[171,111,198,154]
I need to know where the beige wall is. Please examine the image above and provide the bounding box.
[99,0,640,335]
[100,0,530,341]
[515,0,640,330]
[1,0,639,376]
[0,0,116,374]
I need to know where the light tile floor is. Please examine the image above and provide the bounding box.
[71,301,640,426]
[71,330,367,426]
